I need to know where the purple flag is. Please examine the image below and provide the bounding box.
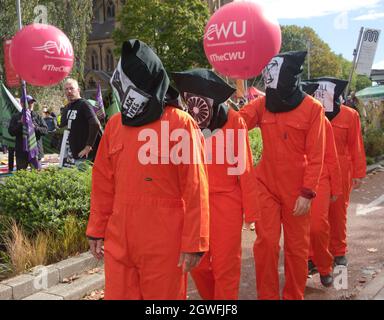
[21,88,41,169]
[94,83,106,122]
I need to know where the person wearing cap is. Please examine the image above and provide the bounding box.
[86,40,210,300]
[308,78,366,267]
[60,78,101,164]
[301,82,342,287]
[239,51,326,300]
[172,68,258,300]
[8,95,48,170]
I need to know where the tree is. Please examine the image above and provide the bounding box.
[281,25,342,80]
[0,0,93,111]
[113,0,210,72]
[280,25,372,91]
[0,0,93,83]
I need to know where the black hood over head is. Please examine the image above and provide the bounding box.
[171,68,236,131]
[263,51,307,113]
[110,39,170,126]
[305,77,349,121]
[301,82,319,96]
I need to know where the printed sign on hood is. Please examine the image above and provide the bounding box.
[110,39,171,126]
[263,51,307,113]
[171,68,236,131]
[306,77,349,121]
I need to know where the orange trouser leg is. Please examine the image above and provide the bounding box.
[282,205,311,300]
[191,191,243,300]
[253,182,282,300]
[329,163,352,257]
[191,253,215,300]
[328,194,348,257]
[309,177,333,276]
[104,250,187,300]
[104,251,142,300]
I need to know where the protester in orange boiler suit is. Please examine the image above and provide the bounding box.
[239,51,326,300]
[172,69,258,300]
[86,40,210,300]
[308,77,366,267]
[301,82,342,287]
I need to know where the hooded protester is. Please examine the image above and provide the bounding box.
[308,77,366,267]
[86,40,210,300]
[172,68,258,300]
[301,82,342,286]
[239,51,326,300]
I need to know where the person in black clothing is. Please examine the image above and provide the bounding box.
[60,78,101,164]
[8,95,48,170]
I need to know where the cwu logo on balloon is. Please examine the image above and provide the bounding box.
[33,36,73,74]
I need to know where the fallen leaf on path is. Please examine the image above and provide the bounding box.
[367,248,378,253]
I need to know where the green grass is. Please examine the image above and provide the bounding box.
[248,128,263,165]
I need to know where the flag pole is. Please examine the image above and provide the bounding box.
[345,27,364,98]
[16,0,27,106]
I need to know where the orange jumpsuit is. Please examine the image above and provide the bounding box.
[328,105,366,257]
[86,108,210,300]
[191,109,258,300]
[309,118,342,276]
[240,95,326,300]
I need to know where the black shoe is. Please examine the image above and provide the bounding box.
[320,274,334,287]
[334,256,348,266]
[308,260,318,275]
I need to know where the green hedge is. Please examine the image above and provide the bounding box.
[0,166,91,236]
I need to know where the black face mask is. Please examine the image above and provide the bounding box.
[300,82,319,96]
[305,77,349,121]
[263,51,307,113]
[171,68,236,131]
[110,39,170,127]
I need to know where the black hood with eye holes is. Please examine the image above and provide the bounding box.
[301,81,320,96]
[305,77,349,121]
[171,68,236,131]
[110,39,171,127]
[263,51,307,113]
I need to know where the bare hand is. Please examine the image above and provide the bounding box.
[177,252,203,273]
[88,239,104,260]
[78,145,92,158]
[353,178,363,190]
[244,222,256,231]
[330,195,338,202]
[293,196,312,216]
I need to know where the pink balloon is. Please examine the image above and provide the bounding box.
[204,1,281,80]
[10,23,74,86]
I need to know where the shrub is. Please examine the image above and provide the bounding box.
[364,128,384,158]
[248,128,263,165]
[0,166,92,236]
[0,216,89,279]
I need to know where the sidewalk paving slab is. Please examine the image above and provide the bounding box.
[54,252,100,281]
[356,269,384,300]
[0,284,12,300]
[2,274,37,300]
[45,273,104,300]
[23,292,64,300]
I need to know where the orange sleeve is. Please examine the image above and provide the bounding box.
[349,109,366,178]
[302,101,326,194]
[238,97,264,130]
[178,118,210,253]
[234,115,260,223]
[325,118,343,196]
[86,117,115,239]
